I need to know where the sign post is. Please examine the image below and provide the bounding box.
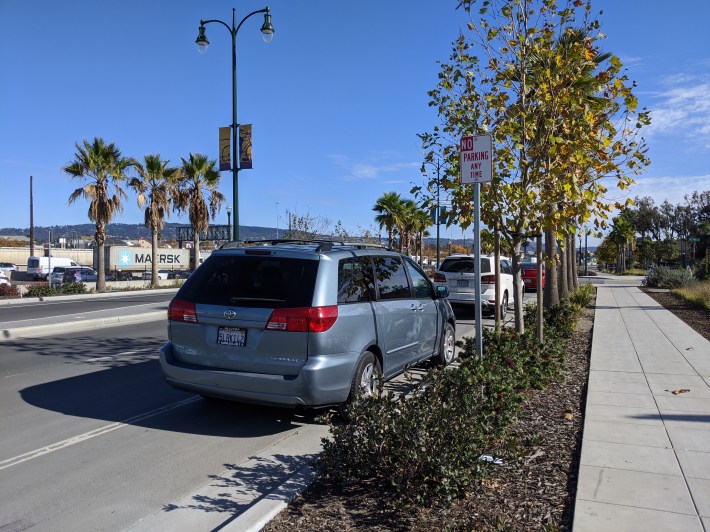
[460,134,492,359]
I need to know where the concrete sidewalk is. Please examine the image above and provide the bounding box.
[574,276,710,531]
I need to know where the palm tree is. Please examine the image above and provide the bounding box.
[398,199,419,254]
[175,153,225,270]
[373,192,404,249]
[411,209,433,266]
[128,154,180,287]
[610,216,635,273]
[64,137,136,292]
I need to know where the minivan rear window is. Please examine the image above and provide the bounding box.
[177,255,319,308]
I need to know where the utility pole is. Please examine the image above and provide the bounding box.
[30,176,35,257]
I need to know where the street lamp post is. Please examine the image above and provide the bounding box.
[275,201,280,239]
[196,7,274,242]
[421,159,443,269]
[226,205,232,241]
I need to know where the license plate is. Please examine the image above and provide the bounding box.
[217,327,247,346]
[524,279,531,284]
[457,279,469,287]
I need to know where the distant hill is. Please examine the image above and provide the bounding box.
[0,222,279,242]
[0,224,596,253]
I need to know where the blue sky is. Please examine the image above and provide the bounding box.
[1,0,709,246]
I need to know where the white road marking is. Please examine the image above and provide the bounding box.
[0,396,200,471]
[84,348,156,363]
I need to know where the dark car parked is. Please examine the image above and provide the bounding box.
[167,270,191,280]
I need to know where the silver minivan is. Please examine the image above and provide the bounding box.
[160,241,456,410]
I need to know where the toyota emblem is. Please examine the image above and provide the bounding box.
[224,310,237,320]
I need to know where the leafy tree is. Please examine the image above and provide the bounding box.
[418,0,650,332]
[635,238,655,268]
[175,153,225,270]
[64,137,136,291]
[655,238,679,264]
[128,154,180,287]
[595,235,617,270]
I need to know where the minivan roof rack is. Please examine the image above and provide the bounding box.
[219,239,390,251]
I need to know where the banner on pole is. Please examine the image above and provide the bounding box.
[219,127,231,171]
[239,124,253,170]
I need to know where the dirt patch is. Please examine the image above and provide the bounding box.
[642,288,710,341]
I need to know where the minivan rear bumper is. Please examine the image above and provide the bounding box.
[159,342,354,407]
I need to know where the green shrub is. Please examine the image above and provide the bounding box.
[318,327,566,508]
[0,284,20,298]
[645,265,696,289]
[569,283,594,308]
[62,282,88,294]
[524,299,582,339]
[25,284,60,298]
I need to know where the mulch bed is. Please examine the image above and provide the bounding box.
[642,288,710,341]
[265,306,595,531]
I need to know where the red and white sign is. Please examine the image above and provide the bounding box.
[460,134,492,184]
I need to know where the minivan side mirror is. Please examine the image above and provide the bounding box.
[436,285,449,298]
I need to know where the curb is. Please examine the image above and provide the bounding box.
[223,464,317,532]
[1,311,166,341]
[0,288,179,306]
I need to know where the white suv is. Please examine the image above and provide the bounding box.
[433,254,517,318]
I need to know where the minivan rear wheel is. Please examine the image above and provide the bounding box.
[339,351,382,419]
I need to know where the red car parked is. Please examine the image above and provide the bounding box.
[520,262,545,290]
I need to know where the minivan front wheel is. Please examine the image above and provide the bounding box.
[436,322,456,366]
[339,351,382,419]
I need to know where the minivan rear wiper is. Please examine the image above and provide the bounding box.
[230,297,286,304]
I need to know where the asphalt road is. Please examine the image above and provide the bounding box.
[0,321,327,531]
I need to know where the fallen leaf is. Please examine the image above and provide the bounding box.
[671,389,690,395]
[564,410,574,420]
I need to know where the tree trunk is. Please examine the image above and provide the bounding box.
[567,234,577,292]
[151,227,159,289]
[544,228,559,307]
[536,234,543,342]
[193,235,200,271]
[511,240,525,334]
[96,226,106,293]
[558,239,569,300]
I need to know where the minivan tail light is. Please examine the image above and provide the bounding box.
[481,275,497,284]
[266,306,338,333]
[168,298,198,323]
[433,273,446,283]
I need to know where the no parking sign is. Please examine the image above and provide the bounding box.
[460,134,492,184]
